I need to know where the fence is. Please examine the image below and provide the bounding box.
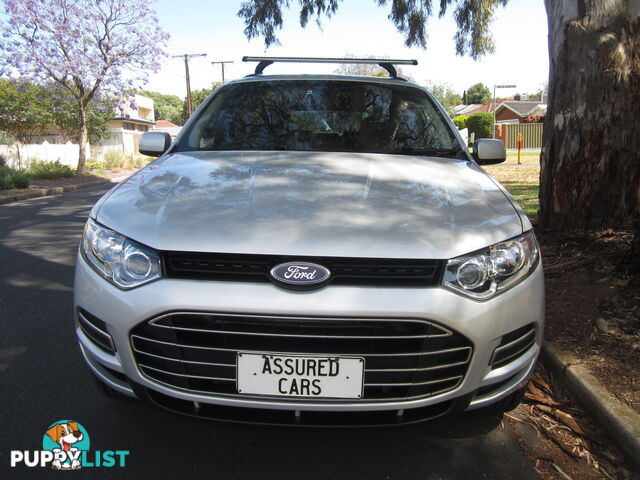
[0,132,140,169]
[495,123,544,149]
[0,141,89,169]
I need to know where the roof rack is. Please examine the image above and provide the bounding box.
[242,56,418,80]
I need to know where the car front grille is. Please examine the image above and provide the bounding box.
[130,312,473,403]
[162,252,444,287]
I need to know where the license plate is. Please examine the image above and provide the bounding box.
[236,353,364,399]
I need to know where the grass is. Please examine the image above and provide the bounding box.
[483,163,540,217]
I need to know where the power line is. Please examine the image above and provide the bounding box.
[172,53,207,116]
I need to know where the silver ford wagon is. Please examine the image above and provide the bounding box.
[74,57,544,426]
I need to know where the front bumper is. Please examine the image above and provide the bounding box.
[74,251,544,416]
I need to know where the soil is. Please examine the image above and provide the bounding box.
[510,367,638,480]
[538,228,640,413]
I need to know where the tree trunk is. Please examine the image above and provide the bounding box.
[540,1,640,251]
[77,104,88,174]
[16,141,22,169]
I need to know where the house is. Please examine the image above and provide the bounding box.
[494,101,547,124]
[153,120,182,140]
[96,94,156,155]
[452,102,503,117]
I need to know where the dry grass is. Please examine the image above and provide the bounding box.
[484,163,540,216]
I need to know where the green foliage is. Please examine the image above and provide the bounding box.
[0,79,114,144]
[426,82,462,111]
[453,115,468,130]
[0,130,16,145]
[466,112,494,139]
[0,166,31,190]
[0,79,54,143]
[84,159,105,171]
[25,160,74,179]
[49,92,115,143]
[238,0,506,59]
[180,85,220,124]
[139,90,183,124]
[466,82,492,104]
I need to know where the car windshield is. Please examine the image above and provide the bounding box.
[177,79,465,158]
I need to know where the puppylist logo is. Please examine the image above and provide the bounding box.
[10,420,129,470]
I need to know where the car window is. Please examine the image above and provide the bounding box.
[178,80,464,157]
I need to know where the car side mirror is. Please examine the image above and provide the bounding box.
[472,138,506,165]
[139,132,172,157]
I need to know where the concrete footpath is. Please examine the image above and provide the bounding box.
[542,341,640,470]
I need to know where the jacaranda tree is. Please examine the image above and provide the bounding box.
[0,0,169,173]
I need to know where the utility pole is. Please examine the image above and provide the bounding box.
[173,53,207,117]
[211,60,233,83]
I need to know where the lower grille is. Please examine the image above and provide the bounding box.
[131,312,473,402]
[490,324,536,369]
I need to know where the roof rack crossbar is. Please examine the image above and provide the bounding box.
[242,56,418,79]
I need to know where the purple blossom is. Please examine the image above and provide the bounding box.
[0,0,169,102]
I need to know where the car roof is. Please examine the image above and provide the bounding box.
[224,74,423,89]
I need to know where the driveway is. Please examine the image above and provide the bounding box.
[0,186,538,479]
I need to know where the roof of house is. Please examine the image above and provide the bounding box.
[155,120,179,128]
[496,101,547,117]
[456,102,502,116]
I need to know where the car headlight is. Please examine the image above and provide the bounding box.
[81,218,161,289]
[443,231,539,300]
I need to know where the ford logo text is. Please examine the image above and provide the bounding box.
[270,262,331,286]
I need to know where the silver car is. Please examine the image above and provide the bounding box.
[74,58,544,426]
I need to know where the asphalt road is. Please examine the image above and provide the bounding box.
[0,186,538,480]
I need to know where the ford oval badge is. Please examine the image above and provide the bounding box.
[270,262,331,286]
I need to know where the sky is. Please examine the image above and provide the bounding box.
[146,0,549,100]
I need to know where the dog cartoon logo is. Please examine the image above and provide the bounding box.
[42,421,90,470]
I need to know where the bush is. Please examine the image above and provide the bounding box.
[0,130,16,145]
[85,159,105,171]
[103,151,149,170]
[452,115,468,130]
[26,160,74,179]
[0,166,31,190]
[466,112,494,139]
[0,154,7,168]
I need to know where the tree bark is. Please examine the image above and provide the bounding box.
[540,1,640,250]
[77,104,88,174]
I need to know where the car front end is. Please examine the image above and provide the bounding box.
[74,71,544,426]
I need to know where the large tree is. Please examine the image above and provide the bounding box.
[540,0,639,270]
[238,0,640,268]
[0,78,53,167]
[0,0,169,173]
[0,78,115,166]
[466,82,492,104]
[139,90,184,125]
